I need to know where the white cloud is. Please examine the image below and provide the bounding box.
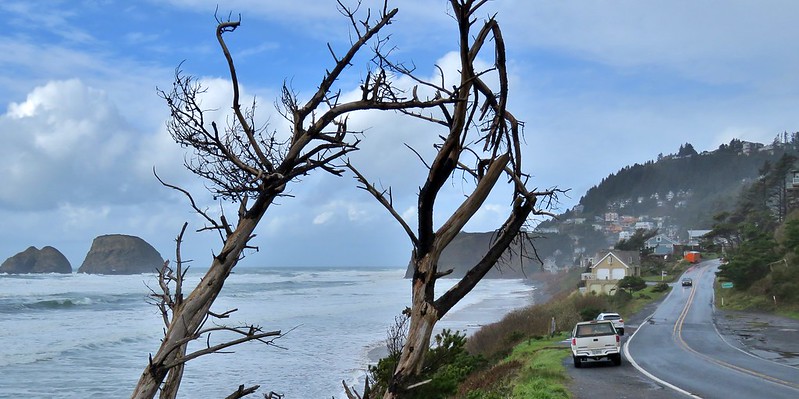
[2,0,799,267]
[0,79,174,211]
[496,1,799,89]
[310,200,375,226]
[59,203,112,231]
[1,1,94,44]
[8,79,122,157]
[401,206,416,222]
[313,211,334,225]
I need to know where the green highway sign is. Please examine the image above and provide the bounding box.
[721,282,733,289]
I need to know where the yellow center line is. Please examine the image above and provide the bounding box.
[673,266,799,390]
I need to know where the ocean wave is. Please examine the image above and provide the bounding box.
[26,297,92,309]
[0,292,149,314]
[0,326,158,368]
[0,266,537,398]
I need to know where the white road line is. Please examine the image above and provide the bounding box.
[624,313,703,398]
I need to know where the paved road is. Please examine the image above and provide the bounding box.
[566,295,684,399]
[564,260,799,399]
[626,259,799,398]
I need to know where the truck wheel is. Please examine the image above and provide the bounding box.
[611,354,622,366]
[573,356,582,368]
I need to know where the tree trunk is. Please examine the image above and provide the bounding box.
[158,343,186,399]
[384,259,439,399]
[131,214,262,399]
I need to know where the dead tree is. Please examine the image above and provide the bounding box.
[144,223,281,399]
[347,1,560,397]
[131,3,454,398]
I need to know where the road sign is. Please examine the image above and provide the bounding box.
[721,282,733,289]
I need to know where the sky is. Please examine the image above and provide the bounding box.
[1,0,798,269]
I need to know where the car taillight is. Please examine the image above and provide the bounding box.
[616,335,620,343]
[619,318,624,323]
[572,338,576,345]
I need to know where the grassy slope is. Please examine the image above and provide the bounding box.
[506,335,572,399]
[459,275,672,398]
[714,280,799,319]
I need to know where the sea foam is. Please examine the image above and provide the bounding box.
[0,266,537,398]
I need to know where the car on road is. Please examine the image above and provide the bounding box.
[596,312,624,335]
[681,277,693,287]
[570,320,622,368]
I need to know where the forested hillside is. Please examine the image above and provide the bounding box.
[437,136,799,277]
[576,139,795,229]
[525,138,798,262]
[706,150,799,311]
[440,133,799,278]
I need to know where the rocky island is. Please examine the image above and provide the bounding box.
[0,246,72,274]
[77,234,164,275]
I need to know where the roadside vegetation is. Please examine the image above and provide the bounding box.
[705,153,799,319]
[367,265,675,398]
[460,272,671,398]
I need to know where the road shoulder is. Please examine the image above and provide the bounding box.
[713,309,799,368]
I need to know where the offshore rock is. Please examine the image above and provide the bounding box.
[0,246,72,274]
[78,234,164,275]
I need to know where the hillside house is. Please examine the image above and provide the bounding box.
[581,250,641,295]
[687,229,711,246]
[645,234,678,256]
[635,221,655,230]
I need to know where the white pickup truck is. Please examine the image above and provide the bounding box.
[570,320,622,368]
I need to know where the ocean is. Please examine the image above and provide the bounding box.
[0,266,538,398]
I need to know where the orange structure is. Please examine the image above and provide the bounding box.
[684,251,701,263]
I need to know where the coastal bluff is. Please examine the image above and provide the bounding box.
[78,234,164,275]
[0,246,72,274]
[404,232,543,279]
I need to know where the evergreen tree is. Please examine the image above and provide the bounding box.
[678,143,698,157]
[615,229,658,253]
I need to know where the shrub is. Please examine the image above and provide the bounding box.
[610,289,633,307]
[505,330,526,345]
[369,329,485,399]
[579,306,601,321]
[457,359,520,398]
[618,275,647,292]
[652,282,670,292]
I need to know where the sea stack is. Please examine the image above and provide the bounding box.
[0,246,72,274]
[78,234,164,275]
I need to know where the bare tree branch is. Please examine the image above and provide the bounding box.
[338,1,561,397]
[136,2,497,398]
[347,161,418,246]
[223,384,260,399]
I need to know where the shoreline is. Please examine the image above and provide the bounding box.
[346,278,542,396]
[364,278,542,365]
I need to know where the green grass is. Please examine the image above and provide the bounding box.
[714,280,799,320]
[505,334,572,399]
[458,334,572,399]
[619,284,670,316]
[777,309,799,319]
[468,285,671,398]
[715,285,767,310]
[458,271,675,398]
[642,275,674,283]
